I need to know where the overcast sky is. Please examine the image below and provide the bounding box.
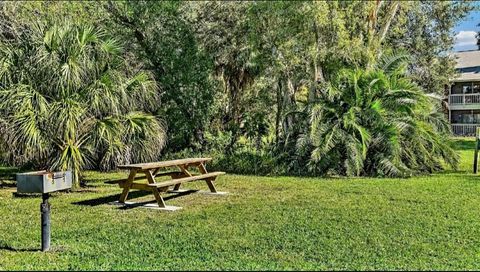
[454,7,480,52]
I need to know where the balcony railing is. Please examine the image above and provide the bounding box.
[449,93,480,104]
[451,124,480,136]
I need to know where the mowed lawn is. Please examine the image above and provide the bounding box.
[0,139,480,270]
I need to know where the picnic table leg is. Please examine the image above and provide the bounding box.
[119,169,137,203]
[198,163,217,193]
[174,164,193,191]
[152,168,161,176]
[145,170,166,208]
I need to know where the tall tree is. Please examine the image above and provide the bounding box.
[106,1,216,151]
[385,1,473,93]
[184,2,263,152]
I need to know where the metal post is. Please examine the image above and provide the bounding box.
[475,128,480,174]
[41,193,51,252]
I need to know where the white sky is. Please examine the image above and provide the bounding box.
[453,7,480,52]
[455,31,477,51]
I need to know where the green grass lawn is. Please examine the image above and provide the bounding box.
[1,138,480,270]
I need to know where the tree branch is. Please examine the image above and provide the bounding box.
[378,1,400,44]
[105,0,164,76]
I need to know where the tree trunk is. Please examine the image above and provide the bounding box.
[275,79,283,146]
[285,76,296,131]
[378,1,399,44]
[311,19,326,102]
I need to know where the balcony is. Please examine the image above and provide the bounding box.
[449,94,480,110]
[451,123,480,136]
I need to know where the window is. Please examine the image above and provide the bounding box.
[451,110,480,124]
[452,112,463,123]
[451,83,462,94]
[475,113,480,123]
[463,83,473,94]
[473,82,480,93]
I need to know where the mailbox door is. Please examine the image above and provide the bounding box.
[16,172,45,193]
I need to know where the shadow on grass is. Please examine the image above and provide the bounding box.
[117,190,199,210]
[432,172,480,181]
[72,189,198,207]
[12,190,75,198]
[0,181,16,188]
[439,169,473,175]
[0,243,38,252]
[451,138,476,150]
[0,166,19,179]
[72,190,150,206]
[0,166,20,188]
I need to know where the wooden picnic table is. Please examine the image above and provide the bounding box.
[114,158,225,209]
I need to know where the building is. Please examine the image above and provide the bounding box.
[448,50,480,136]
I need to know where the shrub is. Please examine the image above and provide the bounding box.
[299,66,458,177]
[209,150,278,176]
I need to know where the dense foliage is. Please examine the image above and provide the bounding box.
[0,1,474,184]
[0,20,165,186]
[303,64,457,177]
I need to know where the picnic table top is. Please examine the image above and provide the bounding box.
[118,158,212,170]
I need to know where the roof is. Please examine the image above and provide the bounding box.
[454,50,480,82]
[455,50,480,69]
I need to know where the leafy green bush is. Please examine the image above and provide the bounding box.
[298,63,458,177]
[0,21,165,186]
[209,150,279,176]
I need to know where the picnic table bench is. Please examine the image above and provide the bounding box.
[111,158,225,209]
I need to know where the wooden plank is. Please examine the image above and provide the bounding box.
[152,168,162,176]
[170,171,189,187]
[174,165,193,191]
[105,175,147,184]
[105,171,183,184]
[118,158,212,170]
[119,169,137,203]
[172,184,181,191]
[199,162,217,193]
[178,165,193,177]
[147,172,225,188]
[118,183,152,190]
[145,170,166,208]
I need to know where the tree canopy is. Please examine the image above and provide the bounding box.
[0,1,474,184]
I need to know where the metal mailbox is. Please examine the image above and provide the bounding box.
[16,170,72,193]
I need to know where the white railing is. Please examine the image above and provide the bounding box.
[451,124,480,136]
[449,93,480,104]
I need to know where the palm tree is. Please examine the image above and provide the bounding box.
[301,58,458,177]
[0,20,166,187]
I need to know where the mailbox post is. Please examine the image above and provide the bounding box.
[41,193,51,251]
[475,127,480,174]
[16,170,72,252]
